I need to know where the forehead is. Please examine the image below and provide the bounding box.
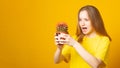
[79,10,89,18]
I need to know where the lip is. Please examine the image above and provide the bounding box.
[81,27,87,33]
[82,27,87,29]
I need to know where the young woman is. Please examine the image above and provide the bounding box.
[54,5,111,68]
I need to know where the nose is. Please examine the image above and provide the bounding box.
[80,21,85,26]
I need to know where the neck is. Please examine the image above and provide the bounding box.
[85,31,97,38]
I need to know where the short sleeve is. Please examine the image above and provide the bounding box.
[95,37,110,64]
[62,45,71,62]
[62,35,77,63]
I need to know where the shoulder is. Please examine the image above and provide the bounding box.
[98,35,111,45]
[99,36,110,42]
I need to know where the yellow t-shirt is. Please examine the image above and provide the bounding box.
[62,35,110,68]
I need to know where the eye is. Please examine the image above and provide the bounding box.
[84,18,89,21]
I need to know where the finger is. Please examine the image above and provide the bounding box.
[55,40,66,45]
[55,35,62,40]
[60,33,70,38]
[55,40,60,45]
[54,36,59,40]
[54,32,60,36]
[61,35,70,42]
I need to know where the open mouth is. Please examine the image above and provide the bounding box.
[82,27,87,30]
[81,27,87,33]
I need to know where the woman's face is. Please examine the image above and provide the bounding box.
[78,10,95,35]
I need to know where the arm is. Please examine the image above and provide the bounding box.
[63,35,102,68]
[72,41,102,68]
[54,46,64,64]
[54,33,70,64]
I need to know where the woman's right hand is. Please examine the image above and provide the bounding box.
[54,32,66,49]
[54,32,66,63]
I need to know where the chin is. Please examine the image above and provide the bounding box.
[83,32,88,35]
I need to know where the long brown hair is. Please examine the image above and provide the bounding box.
[76,5,111,42]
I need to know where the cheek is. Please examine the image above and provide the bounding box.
[87,22,93,30]
[88,25,94,32]
[87,22,92,27]
[79,22,82,27]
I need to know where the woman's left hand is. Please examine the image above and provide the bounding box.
[57,33,76,46]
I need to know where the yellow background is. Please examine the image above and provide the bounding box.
[0,0,120,68]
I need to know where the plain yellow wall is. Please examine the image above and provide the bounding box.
[0,0,120,68]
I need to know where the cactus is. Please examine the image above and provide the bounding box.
[56,22,68,34]
[55,22,69,45]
